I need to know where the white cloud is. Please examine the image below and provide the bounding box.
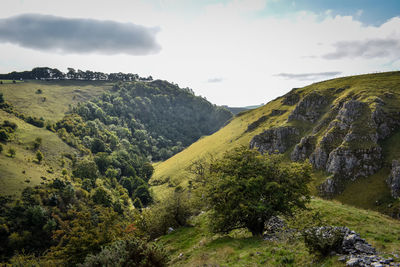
[0,1,399,106]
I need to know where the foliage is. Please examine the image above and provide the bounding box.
[73,159,99,179]
[35,150,43,163]
[7,147,15,158]
[302,226,345,256]
[198,146,311,236]
[0,144,2,153]
[69,80,232,161]
[33,137,42,150]
[136,187,193,239]
[81,237,169,267]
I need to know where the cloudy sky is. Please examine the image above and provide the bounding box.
[1,0,400,106]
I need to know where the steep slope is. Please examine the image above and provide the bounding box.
[0,109,76,195]
[152,71,400,214]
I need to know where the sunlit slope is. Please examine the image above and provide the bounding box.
[160,198,400,266]
[0,110,76,195]
[0,80,112,121]
[151,93,294,196]
[152,72,400,206]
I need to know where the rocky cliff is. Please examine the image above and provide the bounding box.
[249,74,400,199]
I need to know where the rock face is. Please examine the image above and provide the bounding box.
[250,126,300,154]
[282,90,300,106]
[387,160,400,199]
[288,92,328,123]
[291,135,316,161]
[250,85,400,198]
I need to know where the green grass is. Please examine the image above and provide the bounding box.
[0,80,112,122]
[160,198,400,266]
[0,110,76,196]
[0,80,24,84]
[152,71,400,211]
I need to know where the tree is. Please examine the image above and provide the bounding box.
[36,150,43,163]
[200,146,311,236]
[0,92,4,103]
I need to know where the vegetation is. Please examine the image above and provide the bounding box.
[195,147,311,236]
[152,71,400,216]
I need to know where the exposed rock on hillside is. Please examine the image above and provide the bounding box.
[291,135,316,161]
[387,160,400,199]
[282,90,300,106]
[288,92,329,123]
[250,126,300,154]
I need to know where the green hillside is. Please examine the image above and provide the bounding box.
[160,198,400,266]
[0,109,76,195]
[152,71,400,214]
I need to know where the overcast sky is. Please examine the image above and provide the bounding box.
[1,0,400,106]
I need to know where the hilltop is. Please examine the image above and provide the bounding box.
[152,71,400,216]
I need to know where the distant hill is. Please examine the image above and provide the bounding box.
[223,104,263,115]
[152,71,400,217]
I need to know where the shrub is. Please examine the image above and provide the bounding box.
[36,150,44,163]
[8,147,16,158]
[81,237,169,267]
[136,187,192,239]
[0,129,8,141]
[0,144,3,153]
[303,226,345,256]
[33,137,42,150]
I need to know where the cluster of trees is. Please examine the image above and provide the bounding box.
[70,80,232,161]
[0,67,153,82]
[0,176,167,265]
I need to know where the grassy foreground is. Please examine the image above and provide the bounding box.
[160,198,400,266]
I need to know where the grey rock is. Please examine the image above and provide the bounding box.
[291,135,316,161]
[282,90,300,106]
[250,126,300,154]
[346,257,361,266]
[288,92,328,123]
[387,160,400,198]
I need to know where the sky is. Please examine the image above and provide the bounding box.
[1,0,400,106]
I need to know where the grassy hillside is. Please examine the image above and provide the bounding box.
[160,198,400,266]
[0,80,112,122]
[152,71,400,212]
[0,110,76,195]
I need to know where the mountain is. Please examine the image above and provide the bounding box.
[152,71,400,216]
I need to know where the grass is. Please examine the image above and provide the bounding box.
[160,198,400,266]
[152,71,400,212]
[0,110,76,196]
[0,80,112,122]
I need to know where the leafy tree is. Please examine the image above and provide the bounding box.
[92,187,112,207]
[200,146,311,236]
[36,150,43,163]
[0,92,4,103]
[73,159,98,179]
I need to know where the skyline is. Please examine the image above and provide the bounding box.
[1,0,400,106]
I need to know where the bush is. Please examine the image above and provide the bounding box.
[0,144,3,153]
[136,187,192,239]
[0,129,8,141]
[8,147,16,158]
[73,159,98,179]
[33,137,42,150]
[81,237,169,267]
[36,150,43,163]
[303,226,345,256]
